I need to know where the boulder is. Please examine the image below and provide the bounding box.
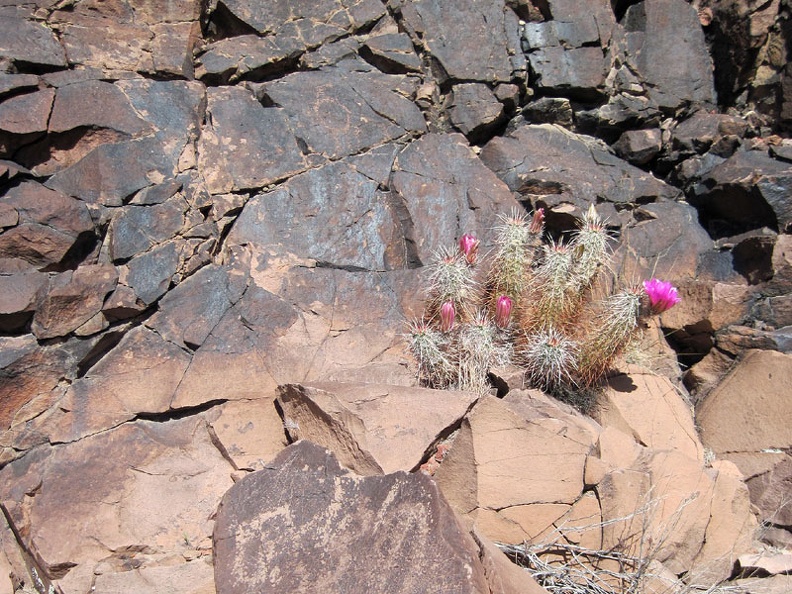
[0,270,47,332]
[254,61,425,161]
[109,197,188,262]
[276,383,478,474]
[447,83,506,142]
[31,264,118,339]
[480,124,679,215]
[360,33,423,74]
[196,35,303,84]
[213,440,493,594]
[0,413,234,594]
[612,128,662,165]
[433,395,595,544]
[0,17,67,68]
[392,0,522,84]
[390,132,521,265]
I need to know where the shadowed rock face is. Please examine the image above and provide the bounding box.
[0,0,791,591]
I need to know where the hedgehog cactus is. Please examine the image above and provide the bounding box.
[407,205,680,407]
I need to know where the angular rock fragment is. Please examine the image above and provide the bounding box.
[612,128,662,165]
[109,197,187,262]
[0,414,233,594]
[196,34,303,84]
[0,17,67,68]
[123,241,182,307]
[360,33,422,74]
[447,83,505,142]
[393,0,522,84]
[48,80,151,135]
[391,132,520,264]
[213,440,492,594]
[0,270,47,332]
[198,86,307,194]
[0,88,55,135]
[31,264,118,339]
[277,383,478,474]
[256,63,425,161]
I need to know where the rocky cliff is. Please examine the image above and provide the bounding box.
[1,0,792,592]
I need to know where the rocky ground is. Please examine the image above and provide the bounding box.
[1,0,792,592]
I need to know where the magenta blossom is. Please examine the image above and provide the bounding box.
[439,300,455,332]
[642,278,681,314]
[495,295,512,328]
[458,233,480,265]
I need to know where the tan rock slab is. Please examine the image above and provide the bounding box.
[277,382,478,475]
[596,366,703,462]
[697,349,792,454]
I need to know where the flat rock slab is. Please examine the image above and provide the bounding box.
[277,382,479,474]
[213,440,491,594]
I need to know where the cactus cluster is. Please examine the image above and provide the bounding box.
[407,205,680,408]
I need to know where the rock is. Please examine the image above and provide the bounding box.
[46,80,203,207]
[392,0,521,84]
[255,62,425,161]
[480,124,679,215]
[0,88,55,135]
[360,33,422,74]
[198,86,307,194]
[734,576,792,594]
[276,382,478,474]
[91,560,215,594]
[195,35,304,84]
[213,440,492,594]
[447,83,505,142]
[433,395,594,544]
[109,197,187,262]
[0,180,94,271]
[692,150,792,236]
[522,97,574,127]
[31,264,118,340]
[527,46,606,99]
[0,17,67,68]
[595,366,704,462]
[737,552,792,577]
[0,270,46,332]
[48,80,151,136]
[612,128,662,165]
[0,73,39,99]
[227,158,405,271]
[671,111,750,156]
[614,0,716,112]
[122,240,182,307]
[205,398,288,472]
[697,349,792,454]
[390,132,521,265]
[0,413,234,594]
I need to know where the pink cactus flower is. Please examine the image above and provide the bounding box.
[458,233,480,265]
[642,278,681,314]
[529,208,545,234]
[495,295,512,328]
[439,300,455,332]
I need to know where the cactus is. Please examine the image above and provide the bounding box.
[406,205,680,408]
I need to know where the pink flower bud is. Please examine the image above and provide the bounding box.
[439,300,455,332]
[642,278,681,314]
[529,208,545,234]
[495,295,512,328]
[458,233,480,265]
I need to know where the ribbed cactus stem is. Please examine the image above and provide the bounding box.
[530,242,576,331]
[522,328,579,392]
[488,210,533,302]
[577,288,642,385]
[408,319,455,389]
[570,204,611,292]
[427,246,478,321]
[457,312,512,394]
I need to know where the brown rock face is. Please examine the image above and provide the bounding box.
[213,440,492,594]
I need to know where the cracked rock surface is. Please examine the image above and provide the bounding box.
[1,0,792,591]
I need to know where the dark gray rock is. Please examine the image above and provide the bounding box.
[528,46,606,98]
[360,33,422,74]
[390,132,521,264]
[256,63,425,161]
[31,264,118,340]
[615,0,716,111]
[198,86,307,194]
[48,80,151,135]
[692,150,792,236]
[196,35,304,84]
[0,180,94,271]
[0,88,55,135]
[392,0,522,84]
[213,440,491,594]
[480,123,679,213]
[0,73,40,99]
[228,158,405,271]
[523,97,574,127]
[0,270,47,333]
[124,241,181,306]
[109,197,188,262]
[447,83,505,142]
[0,17,67,68]
[146,264,246,350]
[671,111,750,155]
[612,128,662,165]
